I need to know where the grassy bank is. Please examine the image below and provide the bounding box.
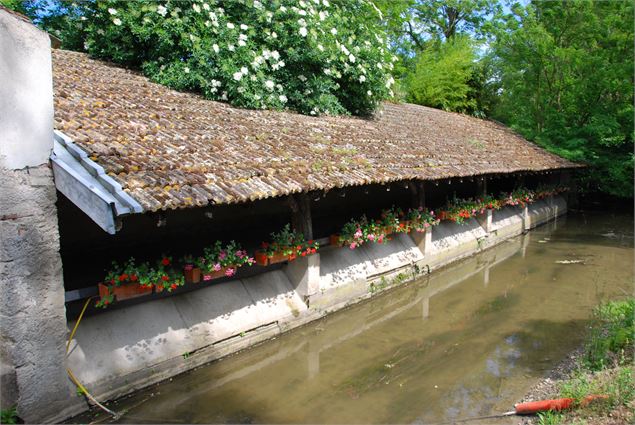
[536,298,634,425]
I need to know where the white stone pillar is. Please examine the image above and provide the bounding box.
[522,205,530,231]
[410,228,433,256]
[0,9,74,422]
[476,210,493,233]
[284,254,320,297]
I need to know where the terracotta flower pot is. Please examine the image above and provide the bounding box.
[268,252,288,265]
[184,266,202,284]
[202,267,228,281]
[254,250,269,266]
[329,234,341,246]
[98,282,153,301]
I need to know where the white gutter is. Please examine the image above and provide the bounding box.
[50,130,143,234]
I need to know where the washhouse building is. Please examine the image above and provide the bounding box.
[0,9,581,423]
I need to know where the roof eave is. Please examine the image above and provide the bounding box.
[51,130,143,234]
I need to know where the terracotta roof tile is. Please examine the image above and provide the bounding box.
[52,49,580,212]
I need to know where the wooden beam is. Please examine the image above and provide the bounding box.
[287,193,313,240]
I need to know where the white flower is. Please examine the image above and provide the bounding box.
[323,0,330,6]
[298,75,307,82]
[298,18,307,26]
[265,80,275,90]
[317,44,324,51]
[112,18,122,26]
[254,1,263,9]
[227,22,235,29]
[203,3,210,10]
[211,79,221,87]
[96,28,105,35]
[359,75,366,82]
[192,3,201,13]
[299,27,308,37]
[240,66,248,75]
[280,5,287,12]
[271,50,280,60]
[271,31,277,38]
[239,33,248,41]
[228,44,235,51]
[331,28,337,35]
[319,11,327,20]
[324,68,332,75]
[237,87,245,94]
[279,95,288,103]
[348,53,356,63]
[221,91,228,100]
[238,40,246,47]
[240,24,248,30]
[298,9,307,16]
[367,90,372,96]
[377,62,383,69]
[189,34,197,42]
[233,71,243,81]
[184,67,190,73]
[108,8,117,15]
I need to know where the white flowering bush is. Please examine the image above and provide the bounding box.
[81,0,397,116]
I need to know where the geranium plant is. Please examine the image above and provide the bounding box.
[202,240,255,279]
[406,207,440,232]
[260,224,319,260]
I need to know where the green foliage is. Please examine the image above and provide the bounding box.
[491,0,634,198]
[536,410,565,425]
[405,36,477,113]
[48,0,396,117]
[584,299,634,371]
[0,406,18,425]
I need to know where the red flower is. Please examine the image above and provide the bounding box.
[162,257,170,266]
[301,252,307,257]
[130,274,138,282]
[161,275,169,281]
[110,278,116,284]
[296,245,302,250]
[308,240,314,245]
[170,283,177,290]
[103,299,110,305]
[311,248,317,254]
[118,273,128,282]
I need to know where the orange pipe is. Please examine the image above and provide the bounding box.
[514,395,608,415]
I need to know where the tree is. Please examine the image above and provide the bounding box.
[491,0,634,198]
[4,0,397,117]
[405,36,478,113]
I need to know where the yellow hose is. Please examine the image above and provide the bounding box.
[66,297,119,419]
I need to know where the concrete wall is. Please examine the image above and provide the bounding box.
[62,196,567,420]
[0,9,75,423]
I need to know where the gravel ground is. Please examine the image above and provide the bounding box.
[515,346,633,425]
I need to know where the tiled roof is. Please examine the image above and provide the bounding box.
[52,49,580,212]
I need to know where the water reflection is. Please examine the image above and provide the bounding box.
[77,212,633,424]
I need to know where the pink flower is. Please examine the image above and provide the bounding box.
[354,229,363,239]
[203,274,212,281]
[367,233,375,241]
[424,222,430,227]
[213,263,222,271]
[225,268,235,277]
[219,251,227,260]
[349,242,357,249]
[247,257,255,265]
[430,210,435,215]
[236,250,246,258]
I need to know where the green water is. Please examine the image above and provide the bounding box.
[76,211,633,424]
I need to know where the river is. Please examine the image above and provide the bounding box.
[75,211,633,424]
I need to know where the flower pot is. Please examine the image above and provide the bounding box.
[184,267,202,284]
[268,252,288,265]
[255,250,269,266]
[329,234,341,246]
[104,282,152,301]
[202,267,231,281]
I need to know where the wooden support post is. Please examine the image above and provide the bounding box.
[288,193,313,240]
[409,181,425,209]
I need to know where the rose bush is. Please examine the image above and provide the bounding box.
[79,0,396,116]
